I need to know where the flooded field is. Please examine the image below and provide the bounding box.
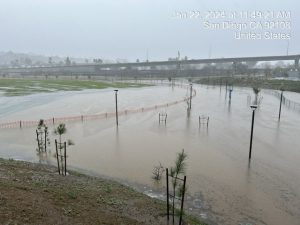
[1,84,300,225]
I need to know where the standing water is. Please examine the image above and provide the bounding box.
[0,84,300,225]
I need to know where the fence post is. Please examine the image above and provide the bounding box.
[64,142,67,176]
[55,140,60,175]
[36,130,40,152]
[44,128,47,152]
[166,168,169,221]
[179,176,187,225]
[19,121,22,128]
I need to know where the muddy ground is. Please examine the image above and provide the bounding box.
[0,158,204,225]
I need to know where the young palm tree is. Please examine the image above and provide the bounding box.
[54,123,74,147]
[252,87,260,105]
[170,149,187,222]
[53,123,74,175]
[54,123,66,144]
[54,123,67,164]
[36,119,50,152]
[38,119,44,127]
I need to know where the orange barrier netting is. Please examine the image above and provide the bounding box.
[0,83,196,129]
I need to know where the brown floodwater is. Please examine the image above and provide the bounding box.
[0,84,300,225]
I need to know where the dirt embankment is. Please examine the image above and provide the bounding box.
[0,158,205,225]
[0,158,167,225]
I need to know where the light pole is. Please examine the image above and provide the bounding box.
[229,88,233,101]
[114,90,118,126]
[249,105,257,159]
[189,83,192,110]
[278,89,284,120]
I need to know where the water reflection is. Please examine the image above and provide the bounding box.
[198,124,209,137]
[115,126,120,151]
[37,150,51,164]
[228,99,231,113]
[247,95,251,106]
[273,120,281,145]
[186,108,191,119]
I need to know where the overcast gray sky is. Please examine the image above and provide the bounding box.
[0,0,299,61]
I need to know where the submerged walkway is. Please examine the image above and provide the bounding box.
[0,82,196,129]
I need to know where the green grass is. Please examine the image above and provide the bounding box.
[196,76,300,93]
[0,78,147,96]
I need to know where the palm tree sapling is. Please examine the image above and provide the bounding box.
[252,87,261,105]
[36,119,50,152]
[170,149,187,221]
[54,123,74,173]
[54,123,66,144]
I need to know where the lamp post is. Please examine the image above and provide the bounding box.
[278,89,284,120]
[114,90,118,126]
[189,83,192,110]
[249,105,257,159]
[229,88,233,101]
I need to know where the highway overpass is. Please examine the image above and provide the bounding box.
[0,54,299,77]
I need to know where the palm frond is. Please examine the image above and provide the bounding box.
[54,123,67,136]
[170,149,187,188]
[174,149,187,176]
[38,119,44,127]
[252,87,260,95]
